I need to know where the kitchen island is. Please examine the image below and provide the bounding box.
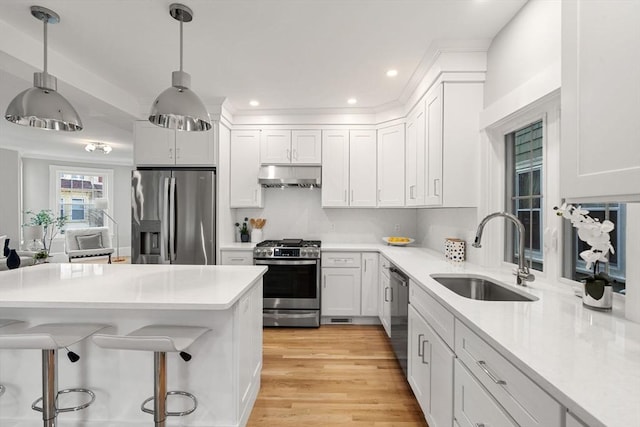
[0,263,266,427]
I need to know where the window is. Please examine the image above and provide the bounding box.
[50,166,114,231]
[505,120,544,272]
[562,203,627,294]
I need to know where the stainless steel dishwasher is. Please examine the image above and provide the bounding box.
[389,266,409,376]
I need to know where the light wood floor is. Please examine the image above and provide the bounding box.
[247,325,429,427]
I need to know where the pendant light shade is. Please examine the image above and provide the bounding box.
[4,6,83,132]
[149,3,211,132]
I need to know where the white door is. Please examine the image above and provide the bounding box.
[292,130,322,164]
[321,267,361,316]
[175,127,215,166]
[405,103,426,206]
[377,124,405,207]
[134,121,175,166]
[425,84,443,206]
[230,130,263,207]
[361,252,379,316]
[260,130,292,164]
[349,130,377,207]
[321,130,349,207]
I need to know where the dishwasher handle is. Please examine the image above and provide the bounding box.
[389,267,408,287]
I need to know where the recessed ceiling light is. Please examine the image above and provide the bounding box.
[386,69,398,77]
[249,100,260,107]
[347,98,357,105]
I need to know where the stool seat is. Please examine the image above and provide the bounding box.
[0,323,109,350]
[0,319,23,328]
[93,325,210,352]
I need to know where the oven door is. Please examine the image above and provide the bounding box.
[255,259,320,310]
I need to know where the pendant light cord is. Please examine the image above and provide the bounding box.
[43,18,48,75]
[179,19,183,72]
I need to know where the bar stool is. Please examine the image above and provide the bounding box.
[0,319,26,398]
[0,322,109,427]
[93,325,210,427]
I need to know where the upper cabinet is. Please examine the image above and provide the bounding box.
[134,121,215,166]
[230,130,263,208]
[561,0,640,201]
[406,102,426,206]
[377,124,405,207]
[322,130,377,207]
[260,130,322,165]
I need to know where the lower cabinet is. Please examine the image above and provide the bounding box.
[378,256,391,336]
[322,267,361,316]
[454,359,517,427]
[408,305,454,427]
[361,252,379,316]
[220,249,254,265]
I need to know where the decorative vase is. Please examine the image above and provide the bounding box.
[251,229,263,243]
[6,249,21,269]
[240,233,250,243]
[3,238,10,257]
[582,278,613,310]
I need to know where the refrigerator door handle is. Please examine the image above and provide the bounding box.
[169,176,177,261]
[162,177,170,263]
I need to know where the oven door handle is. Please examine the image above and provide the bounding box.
[255,259,318,266]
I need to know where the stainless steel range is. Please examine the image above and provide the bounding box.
[254,239,321,327]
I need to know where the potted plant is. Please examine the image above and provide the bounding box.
[33,250,50,264]
[24,209,67,257]
[554,203,615,310]
[236,217,250,242]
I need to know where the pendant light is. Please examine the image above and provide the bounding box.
[5,6,83,131]
[148,3,211,132]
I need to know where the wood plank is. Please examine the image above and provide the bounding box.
[248,325,428,427]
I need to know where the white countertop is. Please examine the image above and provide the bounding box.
[0,263,267,310]
[326,243,639,427]
[220,242,257,251]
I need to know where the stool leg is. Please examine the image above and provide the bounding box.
[42,349,58,427]
[154,351,167,427]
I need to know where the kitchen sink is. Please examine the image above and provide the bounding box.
[430,274,538,302]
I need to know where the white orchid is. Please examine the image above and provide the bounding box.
[554,203,615,271]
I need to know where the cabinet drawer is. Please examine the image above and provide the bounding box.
[409,283,454,348]
[322,252,361,268]
[455,320,562,427]
[454,360,517,427]
[220,251,254,265]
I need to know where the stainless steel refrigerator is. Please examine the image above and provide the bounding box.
[131,168,216,265]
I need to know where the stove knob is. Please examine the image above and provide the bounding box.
[266,249,273,256]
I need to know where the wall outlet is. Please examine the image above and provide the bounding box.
[394,224,400,232]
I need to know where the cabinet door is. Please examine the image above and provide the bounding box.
[377,124,405,207]
[175,127,215,166]
[405,103,426,206]
[292,130,322,164]
[322,267,361,316]
[349,130,377,207]
[230,130,263,207]
[408,305,431,415]
[361,253,379,316]
[260,130,292,164]
[429,319,455,427]
[425,84,443,206]
[561,0,640,201]
[134,121,175,166]
[378,258,391,337]
[321,130,350,207]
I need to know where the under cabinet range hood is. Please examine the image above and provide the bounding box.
[258,165,321,188]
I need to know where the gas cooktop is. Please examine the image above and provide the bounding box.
[254,239,321,259]
[255,239,321,248]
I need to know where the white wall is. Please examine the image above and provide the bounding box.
[416,208,480,264]
[234,188,417,244]
[483,0,561,108]
[22,157,132,254]
[0,148,21,245]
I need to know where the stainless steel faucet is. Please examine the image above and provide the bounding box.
[472,211,535,286]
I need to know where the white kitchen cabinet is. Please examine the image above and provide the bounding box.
[378,256,391,336]
[424,82,483,207]
[230,130,263,208]
[405,101,426,206]
[237,281,263,412]
[408,305,454,427]
[377,124,405,207]
[260,129,322,164]
[454,359,517,427]
[322,266,362,317]
[561,0,640,201]
[134,120,215,166]
[360,252,379,316]
[321,130,376,207]
[220,250,254,265]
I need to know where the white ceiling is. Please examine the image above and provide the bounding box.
[0,0,526,164]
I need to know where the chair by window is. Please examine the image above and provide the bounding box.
[64,227,114,263]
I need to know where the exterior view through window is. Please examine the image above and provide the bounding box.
[54,170,108,231]
[505,120,543,271]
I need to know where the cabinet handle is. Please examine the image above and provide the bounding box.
[364,259,367,273]
[477,361,507,385]
[410,185,415,199]
[384,287,390,302]
[286,148,291,160]
[323,274,327,288]
[434,178,440,196]
[378,189,381,202]
[169,147,173,159]
[230,258,245,261]
[417,333,425,357]
[351,189,354,203]
[475,424,486,427]
[176,147,180,159]
[421,339,430,365]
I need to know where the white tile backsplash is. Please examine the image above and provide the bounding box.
[416,207,480,264]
